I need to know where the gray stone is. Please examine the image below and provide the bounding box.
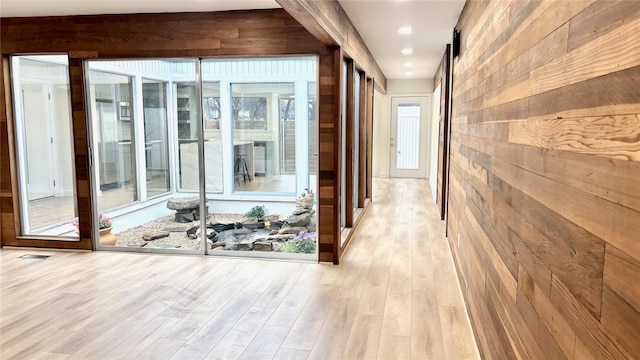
[306,216,317,232]
[164,226,190,232]
[143,231,170,241]
[237,240,255,251]
[195,227,217,240]
[233,228,253,235]
[210,241,226,249]
[292,208,309,216]
[286,213,310,227]
[167,197,200,211]
[175,212,195,223]
[272,242,285,252]
[254,242,272,252]
[278,226,307,235]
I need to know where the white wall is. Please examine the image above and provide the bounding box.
[372,78,434,178]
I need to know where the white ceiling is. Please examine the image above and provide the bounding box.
[0,0,465,80]
[339,0,466,80]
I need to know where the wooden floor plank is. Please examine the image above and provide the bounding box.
[0,178,479,360]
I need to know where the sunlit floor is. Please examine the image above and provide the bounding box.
[234,174,296,193]
[27,175,300,233]
[1,177,479,359]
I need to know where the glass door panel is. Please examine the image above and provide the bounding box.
[230,82,296,194]
[11,55,78,237]
[353,70,361,211]
[87,60,201,252]
[142,79,170,198]
[88,70,137,211]
[202,81,223,193]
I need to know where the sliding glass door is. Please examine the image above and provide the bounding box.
[87,60,199,252]
[81,57,318,259]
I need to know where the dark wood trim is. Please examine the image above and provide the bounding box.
[68,57,93,250]
[275,0,387,93]
[436,44,452,220]
[317,47,342,264]
[357,71,367,208]
[1,10,327,58]
[344,58,355,228]
[0,56,17,247]
[2,237,89,249]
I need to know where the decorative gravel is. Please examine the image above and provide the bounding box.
[113,213,281,250]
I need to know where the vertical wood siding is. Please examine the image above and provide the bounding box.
[448,0,640,359]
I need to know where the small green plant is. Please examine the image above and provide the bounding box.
[283,231,316,254]
[245,205,266,218]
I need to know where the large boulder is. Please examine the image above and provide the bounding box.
[278,226,307,235]
[167,197,200,211]
[286,213,310,227]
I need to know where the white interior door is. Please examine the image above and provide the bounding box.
[389,96,430,178]
[22,84,55,200]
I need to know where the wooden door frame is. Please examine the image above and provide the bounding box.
[436,44,452,221]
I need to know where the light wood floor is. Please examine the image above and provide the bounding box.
[0,178,479,360]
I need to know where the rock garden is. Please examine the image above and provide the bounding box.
[113,189,316,254]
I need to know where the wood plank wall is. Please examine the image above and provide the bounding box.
[447,1,640,359]
[318,48,343,263]
[0,9,347,263]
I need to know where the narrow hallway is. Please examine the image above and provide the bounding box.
[333,177,479,359]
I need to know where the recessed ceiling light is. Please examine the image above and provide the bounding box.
[397,27,412,35]
[403,62,413,68]
[405,71,413,76]
[401,48,413,55]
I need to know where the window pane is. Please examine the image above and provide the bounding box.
[308,82,318,183]
[353,71,361,210]
[142,79,170,198]
[12,55,78,237]
[231,83,296,194]
[341,60,347,232]
[396,103,421,169]
[88,70,137,210]
[202,82,223,193]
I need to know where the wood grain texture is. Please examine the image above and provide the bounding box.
[0,179,479,359]
[448,0,640,359]
[0,57,14,247]
[317,48,342,263]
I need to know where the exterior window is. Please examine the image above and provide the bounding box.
[230,83,296,194]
